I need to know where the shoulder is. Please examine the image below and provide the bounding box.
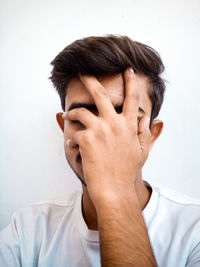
[15,190,82,224]
[144,180,200,231]
[151,183,200,232]
[27,189,82,208]
[150,184,200,265]
[153,184,200,206]
[1,190,82,240]
[0,190,82,264]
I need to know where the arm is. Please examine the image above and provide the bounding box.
[97,189,157,266]
[64,68,157,266]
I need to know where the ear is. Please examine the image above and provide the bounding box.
[149,120,163,151]
[56,112,64,132]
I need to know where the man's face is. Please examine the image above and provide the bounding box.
[63,73,152,183]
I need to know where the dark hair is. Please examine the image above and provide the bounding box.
[50,35,166,122]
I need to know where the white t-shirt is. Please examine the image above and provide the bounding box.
[1,182,200,267]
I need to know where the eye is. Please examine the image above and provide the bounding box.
[71,120,79,124]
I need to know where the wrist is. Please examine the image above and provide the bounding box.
[94,186,140,215]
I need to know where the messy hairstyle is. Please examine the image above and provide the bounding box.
[50,35,166,122]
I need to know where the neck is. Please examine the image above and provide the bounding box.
[81,177,152,231]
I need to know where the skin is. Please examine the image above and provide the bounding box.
[56,68,163,266]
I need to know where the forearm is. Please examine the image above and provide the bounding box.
[97,190,157,267]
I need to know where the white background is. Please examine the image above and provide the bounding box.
[0,0,200,230]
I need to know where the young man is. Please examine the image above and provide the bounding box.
[0,35,200,266]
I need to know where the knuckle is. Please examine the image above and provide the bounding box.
[66,112,73,121]
[110,118,121,133]
[126,82,139,97]
[126,78,134,86]
[92,122,100,131]
[128,90,139,99]
[91,122,104,136]
[93,120,110,137]
[82,130,92,144]
[94,86,108,98]
[73,109,80,116]
[102,122,110,133]
[79,107,87,113]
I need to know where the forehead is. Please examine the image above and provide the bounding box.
[65,73,152,115]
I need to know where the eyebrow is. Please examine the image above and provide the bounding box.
[68,102,145,114]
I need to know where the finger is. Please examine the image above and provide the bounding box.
[79,74,116,118]
[69,131,84,148]
[138,116,150,133]
[64,108,97,128]
[122,68,140,121]
[65,138,77,149]
[138,116,151,156]
[65,137,75,148]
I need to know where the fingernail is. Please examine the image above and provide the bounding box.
[129,67,134,74]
